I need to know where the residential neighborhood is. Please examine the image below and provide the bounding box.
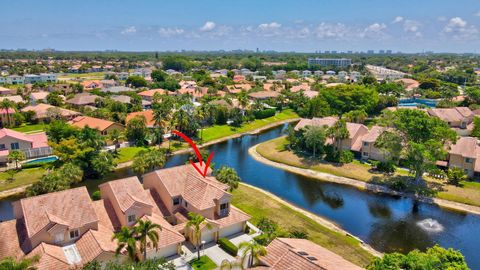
[1,1,480,270]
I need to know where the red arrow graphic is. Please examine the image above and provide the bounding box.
[172,130,214,178]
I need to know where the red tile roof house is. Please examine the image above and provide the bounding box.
[143,164,251,245]
[443,136,480,177]
[0,187,125,270]
[65,93,103,108]
[252,238,362,270]
[138,89,175,102]
[68,116,124,136]
[427,107,474,136]
[21,104,80,121]
[0,128,52,163]
[126,110,155,128]
[0,107,16,127]
[294,117,369,154]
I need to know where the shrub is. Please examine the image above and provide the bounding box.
[288,227,309,239]
[253,234,271,246]
[447,167,467,186]
[324,145,339,162]
[91,190,101,201]
[218,238,238,256]
[254,109,276,119]
[339,150,354,163]
[376,161,396,174]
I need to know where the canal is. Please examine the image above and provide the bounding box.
[1,123,480,268]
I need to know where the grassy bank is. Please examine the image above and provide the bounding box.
[0,167,46,192]
[12,123,47,133]
[231,184,374,267]
[200,109,298,143]
[256,136,480,208]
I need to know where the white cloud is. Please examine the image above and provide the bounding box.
[443,17,467,33]
[121,26,136,35]
[158,27,184,37]
[365,23,386,32]
[475,11,480,17]
[314,22,350,39]
[443,17,478,40]
[392,16,404,23]
[403,20,420,33]
[200,21,216,31]
[258,22,282,31]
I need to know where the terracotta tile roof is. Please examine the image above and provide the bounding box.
[16,187,98,239]
[0,219,28,259]
[427,107,473,123]
[21,104,80,119]
[303,90,318,99]
[141,213,185,248]
[92,200,121,232]
[99,177,153,213]
[30,91,49,100]
[0,128,34,143]
[75,226,118,263]
[213,206,250,228]
[145,164,230,210]
[290,83,311,93]
[248,91,280,99]
[449,137,478,159]
[0,108,16,114]
[260,238,362,270]
[146,189,172,217]
[138,88,172,97]
[126,110,155,128]
[26,132,49,148]
[68,115,122,132]
[26,243,70,270]
[0,95,24,103]
[362,126,385,143]
[66,93,101,106]
[395,78,420,91]
[225,84,251,94]
[294,117,338,131]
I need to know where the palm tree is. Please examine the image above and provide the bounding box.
[112,227,137,262]
[0,99,15,127]
[215,166,241,191]
[186,212,212,259]
[239,241,267,268]
[7,150,26,170]
[220,259,239,270]
[0,256,39,270]
[109,129,123,153]
[303,126,326,158]
[327,119,349,151]
[134,219,161,261]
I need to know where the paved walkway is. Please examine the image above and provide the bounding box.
[249,144,480,216]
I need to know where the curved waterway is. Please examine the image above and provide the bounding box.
[1,123,480,268]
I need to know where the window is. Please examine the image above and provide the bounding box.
[363,152,369,157]
[173,197,181,206]
[220,203,229,210]
[0,144,5,149]
[10,142,19,150]
[363,142,369,147]
[69,229,80,239]
[184,201,188,208]
[465,158,473,164]
[127,214,136,223]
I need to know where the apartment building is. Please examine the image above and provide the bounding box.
[307,58,352,68]
[0,74,57,85]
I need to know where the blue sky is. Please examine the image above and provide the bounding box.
[1,0,480,52]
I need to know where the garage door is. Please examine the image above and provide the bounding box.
[219,223,244,238]
[201,230,215,243]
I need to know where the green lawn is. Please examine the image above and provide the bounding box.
[232,184,374,267]
[0,167,46,192]
[12,123,47,133]
[114,146,150,163]
[200,109,299,143]
[188,256,217,270]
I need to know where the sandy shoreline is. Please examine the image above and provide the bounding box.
[249,144,480,216]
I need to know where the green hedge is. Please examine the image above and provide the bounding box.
[21,161,52,169]
[254,109,276,119]
[217,237,238,256]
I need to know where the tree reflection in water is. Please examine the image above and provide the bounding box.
[296,177,344,209]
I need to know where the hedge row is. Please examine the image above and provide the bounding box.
[254,109,276,119]
[217,237,238,256]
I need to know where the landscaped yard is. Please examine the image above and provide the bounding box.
[12,123,47,133]
[231,184,374,267]
[200,109,299,143]
[256,136,480,208]
[0,167,46,193]
[114,146,150,163]
[188,255,217,270]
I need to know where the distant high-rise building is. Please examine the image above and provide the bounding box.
[324,50,330,54]
[347,50,353,54]
[331,50,337,54]
[379,50,385,54]
[307,58,352,67]
[386,50,392,54]
[367,50,375,54]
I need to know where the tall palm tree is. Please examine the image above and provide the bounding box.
[0,256,39,270]
[0,99,15,127]
[304,126,326,158]
[327,119,349,151]
[239,241,267,268]
[186,212,212,259]
[134,219,161,261]
[109,129,123,153]
[112,226,137,262]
